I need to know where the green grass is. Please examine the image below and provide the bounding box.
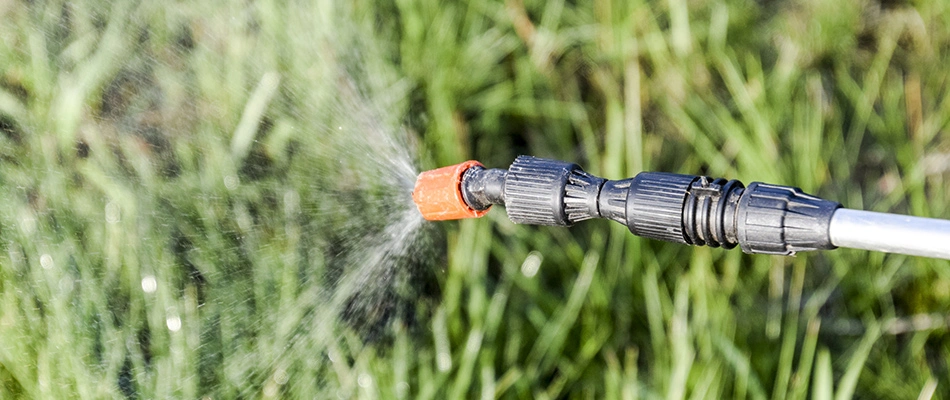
[2,0,950,398]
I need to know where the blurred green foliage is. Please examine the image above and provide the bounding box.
[1,0,950,398]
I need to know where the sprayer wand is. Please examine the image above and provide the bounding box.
[412,156,950,260]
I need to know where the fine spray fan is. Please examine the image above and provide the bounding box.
[412,156,950,260]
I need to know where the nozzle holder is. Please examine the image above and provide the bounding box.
[503,156,607,226]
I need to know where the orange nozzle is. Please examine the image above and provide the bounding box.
[413,160,490,221]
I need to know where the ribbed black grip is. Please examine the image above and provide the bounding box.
[625,172,698,244]
[735,182,840,255]
[504,156,576,226]
[475,155,840,257]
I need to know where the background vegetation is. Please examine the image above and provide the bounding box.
[1,0,950,398]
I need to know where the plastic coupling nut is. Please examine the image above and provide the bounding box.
[503,156,606,226]
[736,182,841,255]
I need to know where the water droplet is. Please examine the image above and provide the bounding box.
[59,277,74,293]
[19,214,35,235]
[224,175,239,190]
[40,254,53,270]
[273,368,289,385]
[262,381,278,397]
[141,275,157,293]
[166,315,181,332]
[357,373,372,388]
[521,251,542,278]
[105,202,120,224]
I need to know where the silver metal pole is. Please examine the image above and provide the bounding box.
[829,209,950,260]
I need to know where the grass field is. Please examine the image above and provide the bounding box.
[2,0,950,398]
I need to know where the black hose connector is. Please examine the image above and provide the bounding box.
[735,182,840,255]
[624,173,696,244]
[456,156,841,256]
[622,173,840,255]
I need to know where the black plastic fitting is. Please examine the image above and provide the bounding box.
[734,182,840,255]
[461,166,507,211]
[458,156,841,256]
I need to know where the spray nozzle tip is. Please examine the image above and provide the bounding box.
[412,160,490,221]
